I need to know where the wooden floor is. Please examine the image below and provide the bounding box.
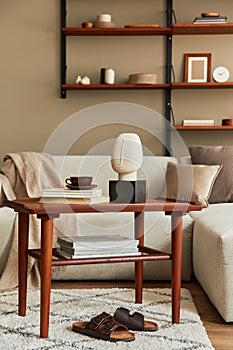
[51,278,233,350]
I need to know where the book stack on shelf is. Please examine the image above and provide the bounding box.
[193,13,227,24]
[57,235,140,259]
[182,119,215,126]
[39,187,109,204]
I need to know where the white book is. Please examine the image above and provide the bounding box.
[193,17,227,24]
[42,187,102,194]
[39,195,109,205]
[42,187,102,198]
[57,248,141,259]
[57,235,139,249]
[193,21,226,24]
[182,119,214,126]
[193,16,227,21]
[58,244,139,255]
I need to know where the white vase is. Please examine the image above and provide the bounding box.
[105,68,115,84]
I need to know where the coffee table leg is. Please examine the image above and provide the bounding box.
[40,217,53,338]
[171,212,183,324]
[18,213,29,316]
[134,212,144,303]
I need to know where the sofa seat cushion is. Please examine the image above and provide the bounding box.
[190,203,233,321]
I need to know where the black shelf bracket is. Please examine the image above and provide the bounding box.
[165,0,173,155]
[61,0,67,98]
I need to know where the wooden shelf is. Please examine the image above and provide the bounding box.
[28,247,171,267]
[172,82,233,89]
[62,27,172,36]
[62,83,170,90]
[173,126,233,130]
[173,23,233,35]
[62,82,233,90]
[60,1,233,148]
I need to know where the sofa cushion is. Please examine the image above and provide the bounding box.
[165,162,222,207]
[189,145,233,203]
[190,203,233,321]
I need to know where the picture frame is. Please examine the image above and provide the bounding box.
[184,53,211,83]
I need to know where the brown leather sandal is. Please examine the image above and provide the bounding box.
[72,312,135,342]
[114,307,158,331]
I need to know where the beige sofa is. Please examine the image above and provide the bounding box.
[0,153,233,322]
[190,204,233,322]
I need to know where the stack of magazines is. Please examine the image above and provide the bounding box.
[57,235,140,259]
[193,15,227,24]
[39,187,109,204]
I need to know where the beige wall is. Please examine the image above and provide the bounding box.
[1,0,233,161]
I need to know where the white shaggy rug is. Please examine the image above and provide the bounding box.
[0,288,214,350]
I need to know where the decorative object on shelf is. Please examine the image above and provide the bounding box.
[100,68,106,84]
[95,13,115,28]
[222,119,233,126]
[105,68,115,84]
[75,75,91,85]
[182,119,214,126]
[201,12,220,17]
[97,14,111,22]
[124,24,160,28]
[193,16,227,24]
[82,22,94,28]
[184,53,211,83]
[109,133,146,203]
[75,75,82,84]
[213,66,230,83]
[129,73,157,84]
[193,12,227,24]
[95,22,115,28]
[80,76,91,85]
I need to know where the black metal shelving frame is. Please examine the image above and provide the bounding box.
[165,0,173,154]
[60,0,173,154]
[60,0,67,99]
[60,1,233,153]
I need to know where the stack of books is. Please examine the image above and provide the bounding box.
[57,235,141,259]
[39,187,109,204]
[193,15,227,24]
[182,119,215,126]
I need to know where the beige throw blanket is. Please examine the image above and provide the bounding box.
[0,152,79,291]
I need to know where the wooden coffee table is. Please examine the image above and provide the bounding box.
[4,198,202,338]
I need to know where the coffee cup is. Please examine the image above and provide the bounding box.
[65,176,92,187]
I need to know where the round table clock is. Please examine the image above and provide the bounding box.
[213,66,230,83]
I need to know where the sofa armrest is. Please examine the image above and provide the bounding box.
[0,207,16,276]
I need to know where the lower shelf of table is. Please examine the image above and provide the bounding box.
[28,246,171,266]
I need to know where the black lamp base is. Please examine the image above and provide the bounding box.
[109,180,147,203]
